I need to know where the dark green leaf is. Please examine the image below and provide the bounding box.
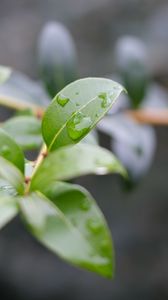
[30,144,126,191]
[0,156,24,194]
[115,36,149,108]
[42,77,124,150]
[0,193,18,229]
[3,116,42,151]
[0,128,24,173]
[38,22,77,98]
[20,186,113,278]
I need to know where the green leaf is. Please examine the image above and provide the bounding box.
[114,36,149,108]
[0,193,18,229]
[38,22,77,98]
[0,156,24,194]
[42,77,124,151]
[20,185,113,278]
[3,116,42,151]
[0,65,11,84]
[0,128,24,173]
[30,144,126,191]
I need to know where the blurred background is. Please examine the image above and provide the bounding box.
[0,0,168,299]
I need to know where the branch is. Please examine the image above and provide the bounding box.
[126,109,168,125]
[0,95,45,118]
[24,144,47,194]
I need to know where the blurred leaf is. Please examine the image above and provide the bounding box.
[122,62,148,108]
[42,77,124,151]
[0,70,49,110]
[0,156,24,194]
[115,36,149,108]
[30,144,126,191]
[3,116,42,151]
[38,22,77,97]
[0,66,11,84]
[99,114,156,181]
[0,194,18,229]
[0,128,24,173]
[20,187,113,278]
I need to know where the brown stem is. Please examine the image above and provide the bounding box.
[0,95,45,118]
[24,144,47,195]
[126,109,168,125]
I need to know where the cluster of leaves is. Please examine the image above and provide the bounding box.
[0,65,127,278]
[0,22,162,278]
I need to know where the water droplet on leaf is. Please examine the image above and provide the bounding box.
[80,198,91,211]
[1,145,10,155]
[95,159,108,175]
[56,94,70,107]
[99,92,113,108]
[67,112,92,141]
[87,218,102,233]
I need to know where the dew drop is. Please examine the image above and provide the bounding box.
[87,218,102,233]
[76,102,80,107]
[66,112,92,141]
[75,92,79,95]
[1,145,10,155]
[99,92,113,108]
[80,198,91,211]
[95,159,108,175]
[56,94,70,107]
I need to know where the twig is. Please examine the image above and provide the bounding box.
[24,144,47,194]
[126,109,168,125]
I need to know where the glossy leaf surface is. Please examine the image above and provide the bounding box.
[42,77,124,151]
[30,144,126,190]
[0,128,24,173]
[20,186,113,278]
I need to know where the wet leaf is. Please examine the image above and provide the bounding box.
[30,144,126,191]
[42,77,124,150]
[20,185,113,278]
